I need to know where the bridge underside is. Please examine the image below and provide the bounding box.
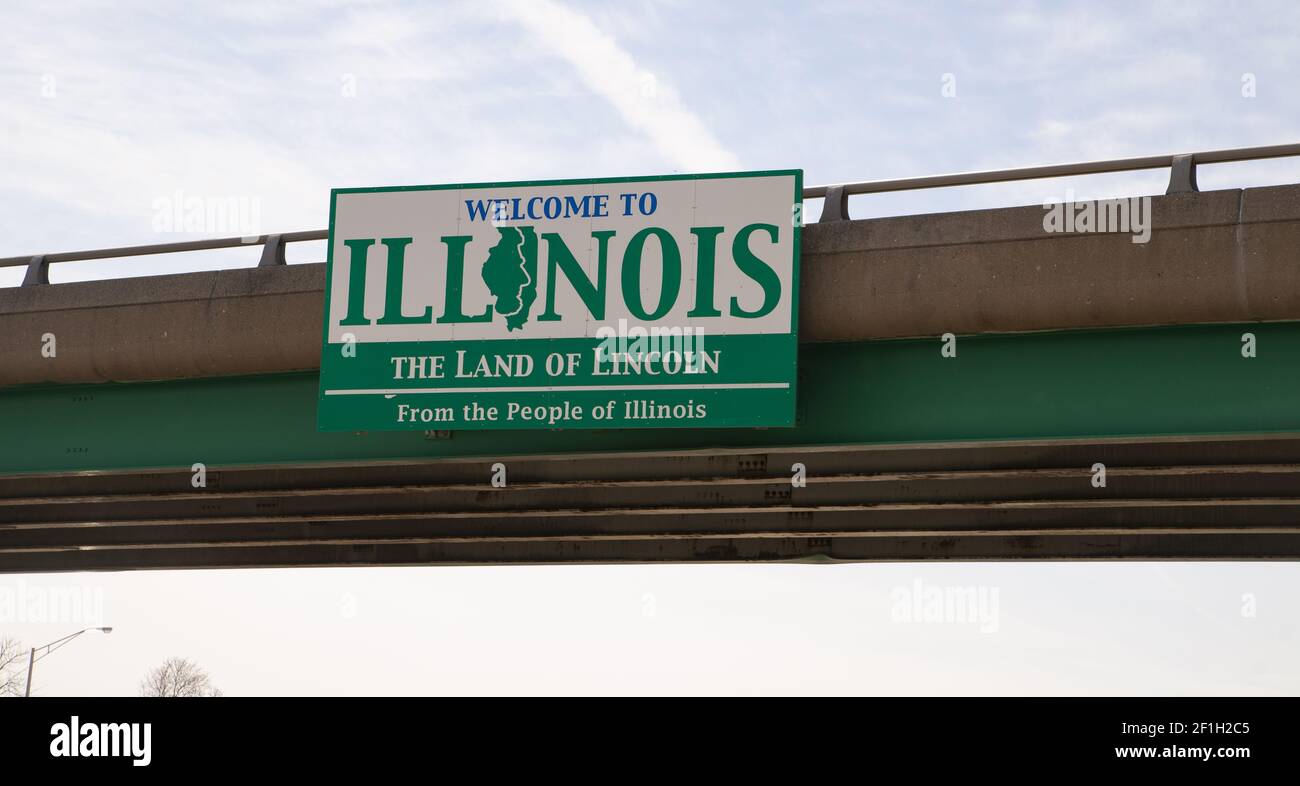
[4,435,1300,571]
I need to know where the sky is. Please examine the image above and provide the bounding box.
[2,0,1300,695]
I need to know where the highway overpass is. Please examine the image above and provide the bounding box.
[4,147,1300,570]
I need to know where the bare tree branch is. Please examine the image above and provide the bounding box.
[0,636,28,697]
[139,656,220,697]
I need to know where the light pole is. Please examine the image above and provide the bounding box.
[24,626,113,697]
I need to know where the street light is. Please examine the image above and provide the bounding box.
[24,626,113,697]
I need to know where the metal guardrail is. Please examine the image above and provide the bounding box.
[5,142,1300,286]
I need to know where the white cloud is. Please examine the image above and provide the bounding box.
[494,0,741,172]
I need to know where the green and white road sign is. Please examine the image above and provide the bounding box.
[318,170,802,431]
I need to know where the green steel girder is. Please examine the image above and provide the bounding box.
[2,321,1299,476]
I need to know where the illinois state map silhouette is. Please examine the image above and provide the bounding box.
[480,226,538,331]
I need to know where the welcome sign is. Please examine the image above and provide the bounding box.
[317,171,801,431]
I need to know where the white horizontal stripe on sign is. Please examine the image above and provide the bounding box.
[324,383,790,396]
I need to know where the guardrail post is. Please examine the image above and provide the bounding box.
[818,185,849,222]
[258,234,286,267]
[1166,154,1199,194]
[21,255,48,287]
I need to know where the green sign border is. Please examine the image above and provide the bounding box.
[319,169,803,432]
